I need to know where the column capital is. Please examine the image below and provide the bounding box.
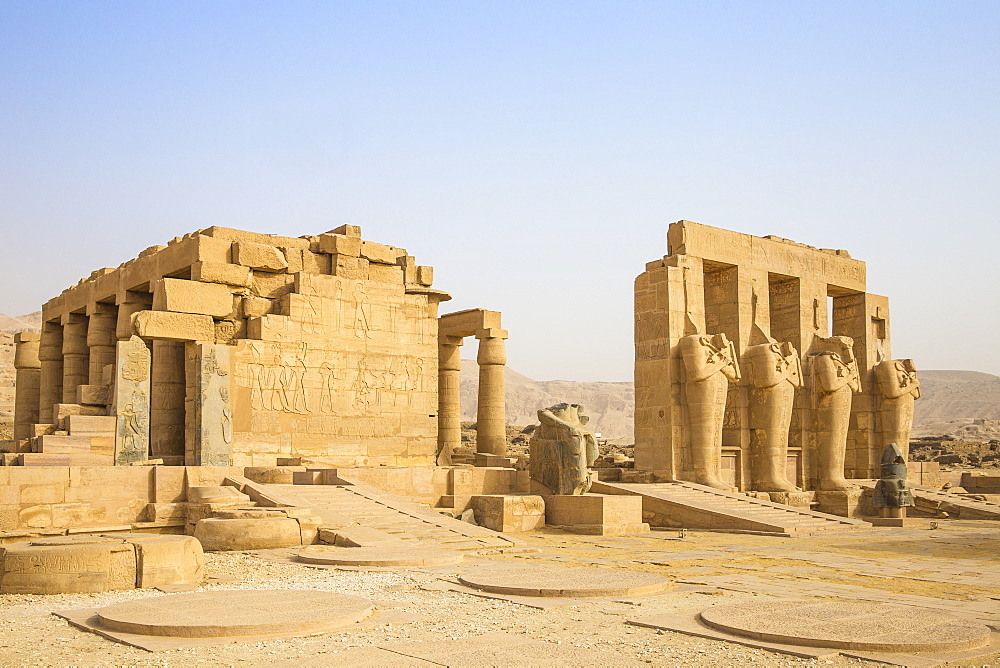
[475,328,508,340]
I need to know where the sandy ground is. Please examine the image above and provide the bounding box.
[2,523,1000,667]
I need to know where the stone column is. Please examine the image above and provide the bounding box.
[112,336,151,464]
[37,321,63,424]
[13,332,41,445]
[475,329,507,457]
[116,291,153,341]
[436,335,464,465]
[151,341,186,460]
[61,313,90,403]
[87,303,118,385]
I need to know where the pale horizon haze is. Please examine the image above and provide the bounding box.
[1,2,998,382]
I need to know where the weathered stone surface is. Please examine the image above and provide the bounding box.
[191,261,253,288]
[746,338,802,492]
[545,494,649,535]
[876,358,920,460]
[810,336,861,492]
[132,311,215,342]
[233,241,288,272]
[529,403,598,496]
[471,494,545,532]
[193,517,302,551]
[112,336,151,465]
[698,599,992,652]
[0,537,136,594]
[297,545,463,567]
[873,442,915,511]
[459,564,667,598]
[186,344,232,466]
[96,589,373,637]
[106,533,205,588]
[153,278,235,317]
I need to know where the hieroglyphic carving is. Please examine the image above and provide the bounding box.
[194,344,232,466]
[113,336,151,465]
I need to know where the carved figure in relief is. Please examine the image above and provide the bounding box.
[352,284,372,338]
[876,359,919,460]
[318,361,337,414]
[118,399,145,460]
[680,333,741,489]
[529,403,599,495]
[745,339,802,492]
[810,336,861,491]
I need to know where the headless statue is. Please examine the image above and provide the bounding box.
[680,333,740,489]
[876,359,920,461]
[529,403,599,495]
[810,336,861,491]
[745,340,802,492]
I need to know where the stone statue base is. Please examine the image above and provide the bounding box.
[814,489,864,518]
[766,491,813,509]
[470,494,545,532]
[545,494,650,536]
[868,516,930,527]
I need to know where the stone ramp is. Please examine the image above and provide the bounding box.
[591,481,872,535]
[857,482,1000,520]
[267,481,524,551]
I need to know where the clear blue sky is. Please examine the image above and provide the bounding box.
[2,1,998,381]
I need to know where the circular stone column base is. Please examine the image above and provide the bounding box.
[699,600,993,652]
[97,590,374,637]
[458,564,668,597]
[297,545,464,568]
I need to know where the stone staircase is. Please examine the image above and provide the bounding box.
[592,480,873,535]
[270,480,524,551]
[18,415,115,466]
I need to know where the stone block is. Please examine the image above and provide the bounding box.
[359,240,401,264]
[416,265,433,286]
[67,415,116,436]
[241,296,273,318]
[328,224,361,237]
[243,466,306,484]
[76,384,109,406]
[191,261,253,287]
[233,241,288,272]
[471,495,545,532]
[325,526,403,547]
[153,278,235,317]
[814,488,865,518]
[193,518,302,551]
[132,311,215,342]
[187,486,250,505]
[36,435,97,454]
[367,263,403,284]
[767,491,813,509]
[0,541,137,594]
[330,254,369,279]
[318,233,361,257]
[301,251,330,274]
[545,494,649,536]
[114,534,205,588]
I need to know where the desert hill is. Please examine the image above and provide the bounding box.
[461,366,1000,442]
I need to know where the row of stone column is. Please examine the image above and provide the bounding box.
[437,331,507,464]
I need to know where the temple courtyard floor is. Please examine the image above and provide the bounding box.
[2,521,998,667]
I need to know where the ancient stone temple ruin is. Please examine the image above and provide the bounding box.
[633,220,918,496]
[9,225,507,469]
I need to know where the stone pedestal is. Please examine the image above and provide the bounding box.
[545,494,649,536]
[475,453,516,468]
[471,494,545,532]
[814,488,864,518]
[766,491,813,509]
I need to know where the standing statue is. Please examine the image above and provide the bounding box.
[876,359,920,460]
[529,403,599,495]
[872,442,915,517]
[810,336,861,491]
[745,339,802,492]
[680,333,741,489]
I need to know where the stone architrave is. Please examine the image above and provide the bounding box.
[876,359,920,460]
[872,442,915,517]
[112,336,152,465]
[190,343,233,466]
[679,333,740,489]
[528,403,599,495]
[745,339,802,492]
[810,336,861,491]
